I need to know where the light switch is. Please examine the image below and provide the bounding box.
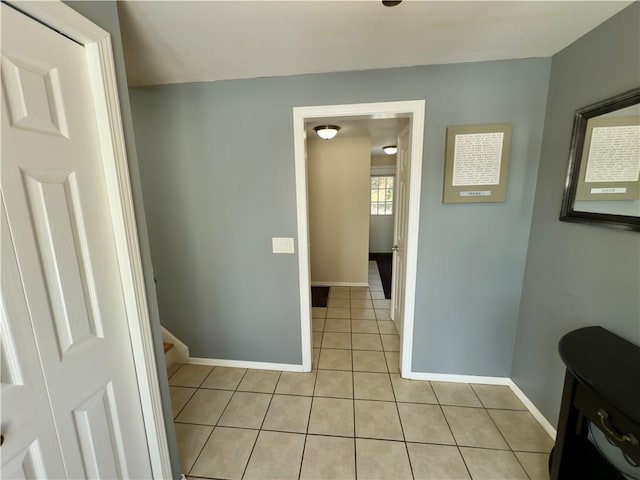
[272,237,295,254]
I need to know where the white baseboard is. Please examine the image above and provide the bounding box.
[310,281,369,287]
[405,371,511,385]
[405,371,557,440]
[161,326,189,364]
[189,357,307,372]
[508,380,557,439]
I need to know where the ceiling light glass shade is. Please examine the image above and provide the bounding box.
[314,125,341,140]
[383,145,398,155]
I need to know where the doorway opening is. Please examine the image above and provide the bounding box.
[293,101,425,376]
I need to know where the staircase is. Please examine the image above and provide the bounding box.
[161,328,189,367]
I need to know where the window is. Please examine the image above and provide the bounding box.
[371,175,394,215]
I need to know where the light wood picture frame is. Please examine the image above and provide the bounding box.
[443,124,512,203]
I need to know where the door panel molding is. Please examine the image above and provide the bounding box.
[292,100,425,376]
[4,2,172,477]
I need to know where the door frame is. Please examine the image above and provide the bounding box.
[293,100,425,376]
[6,2,172,477]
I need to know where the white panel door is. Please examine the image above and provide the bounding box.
[1,4,152,478]
[391,125,411,371]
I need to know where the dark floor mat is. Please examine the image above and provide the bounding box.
[369,253,392,299]
[311,286,330,307]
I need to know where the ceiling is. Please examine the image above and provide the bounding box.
[306,118,409,156]
[117,1,632,88]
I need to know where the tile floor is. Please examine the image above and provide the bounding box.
[167,262,553,479]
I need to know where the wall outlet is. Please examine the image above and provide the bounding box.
[272,237,295,254]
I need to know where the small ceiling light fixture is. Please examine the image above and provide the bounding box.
[383,145,398,155]
[314,125,341,140]
[382,0,403,6]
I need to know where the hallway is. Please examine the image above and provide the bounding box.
[167,262,552,479]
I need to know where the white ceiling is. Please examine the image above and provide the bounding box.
[117,1,632,88]
[306,118,409,156]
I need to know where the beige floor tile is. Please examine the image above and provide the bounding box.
[514,452,550,480]
[350,289,371,299]
[318,348,352,370]
[167,363,182,378]
[173,423,213,474]
[313,348,320,369]
[488,410,554,453]
[326,307,350,319]
[354,372,394,400]
[375,308,391,320]
[190,426,257,479]
[313,332,323,348]
[471,384,526,410]
[175,389,232,425]
[398,403,456,444]
[328,297,350,308]
[322,332,351,349]
[351,308,377,320]
[244,431,305,480]
[407,443,471,480]
[369,284,384,293]
[312,307,327,318]
[308,397,354,437]
[351,298,374,309]
[371,291,386,299]
[275,371,316,396]
[460,447,528,479]
[300,435,355,480]
[237,369,280,393]
[169,364,213,388]
[351,320,379,334]
[356,438,412,480]
[390,374,437,403]
[377,321,397,334]
[432,381,483,407]
[353,350,388,373]
[314,370,353,398]
[169,386,196,418]
[312,317,325,332]
[381,334,400,352]
[201,366,246,390]
[262,394,312,433]
[352,333,383,351]
[385,351,400,373]
[442,406,509,449]
[373,299,391,309]
[329,286,350,298]
[355,400,404,440]
[217,391,271,429]
[325,318,351,333]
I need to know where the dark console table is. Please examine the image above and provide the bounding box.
[551,326,640,479]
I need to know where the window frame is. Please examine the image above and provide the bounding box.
[370,174,395,216]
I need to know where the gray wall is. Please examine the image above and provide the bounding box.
[63,2,180,477]
[130,57,550,376]
[512,3,640,426]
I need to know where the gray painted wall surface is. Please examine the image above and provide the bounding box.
[63,2,180,477]
[512,3,640,426]
[130,57,550,376]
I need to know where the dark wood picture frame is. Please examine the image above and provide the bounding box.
[560,87,640,232]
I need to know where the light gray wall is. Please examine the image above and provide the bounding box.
[63,2,180,477]
[130,57,550,377]
[512,2,640,426]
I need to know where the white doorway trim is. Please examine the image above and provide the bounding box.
[8,2,172,478]
[293,100,425,376]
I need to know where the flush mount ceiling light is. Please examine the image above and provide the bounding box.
[314,125,341,140]
[383,145,398,155]
[382,0,403,6]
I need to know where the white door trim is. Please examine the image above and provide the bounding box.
[7,2,172,478]
[293,100,425,375]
